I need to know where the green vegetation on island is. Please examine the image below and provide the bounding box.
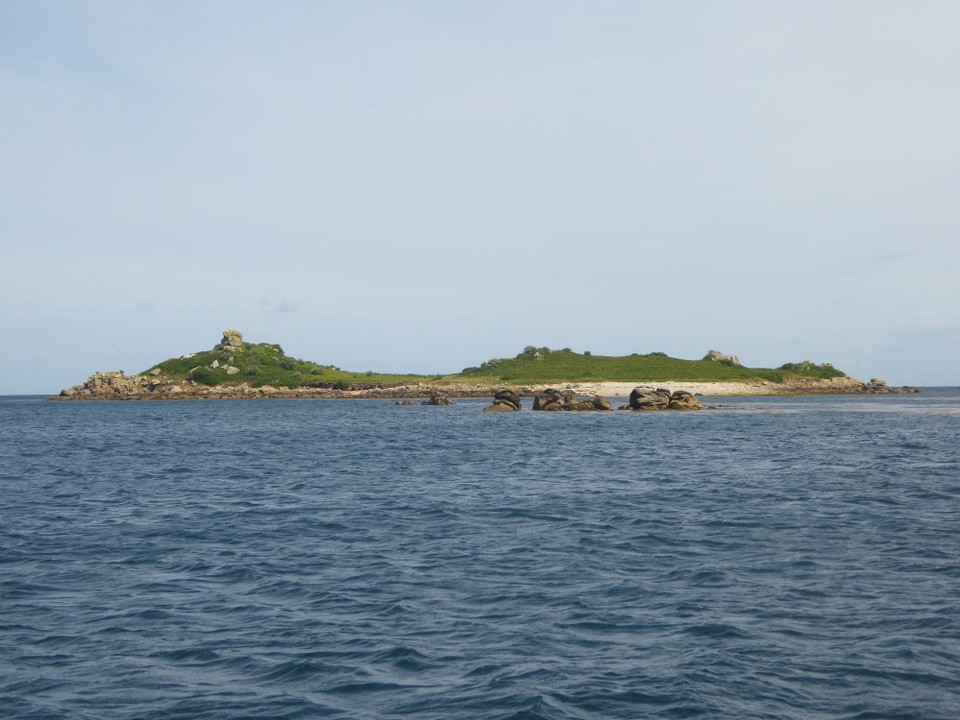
[57,331,925,402]
[142,331,846,389]
[450,346,846,385]
[145,331,428,389]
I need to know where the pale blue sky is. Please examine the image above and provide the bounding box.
[2,1,959,393]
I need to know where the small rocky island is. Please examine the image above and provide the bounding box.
[53,330,920,403]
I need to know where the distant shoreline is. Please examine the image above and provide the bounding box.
[50,376,920,401]
[51,330,927,401]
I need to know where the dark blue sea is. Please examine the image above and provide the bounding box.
[2,391,959,719]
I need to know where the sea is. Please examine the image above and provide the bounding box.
[1,391,959,719]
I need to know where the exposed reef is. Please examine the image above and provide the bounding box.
[531,388,612,411]
[769,376,920,395]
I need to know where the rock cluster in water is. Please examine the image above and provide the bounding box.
[483,389,521,412]
[532,388,611,411]
[482,386,702,412]
[618,387,704,411]
[863,378,920,394]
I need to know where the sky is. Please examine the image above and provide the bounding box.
[2,1,959,393]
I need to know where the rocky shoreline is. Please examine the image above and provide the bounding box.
[51,371,920,402]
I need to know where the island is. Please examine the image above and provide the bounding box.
[52,330,919,403]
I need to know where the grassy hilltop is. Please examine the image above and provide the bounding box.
[446,346,846,385]
[144,333,846,389]
[146,339,429,389]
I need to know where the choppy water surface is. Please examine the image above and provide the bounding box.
[2,391,959,719]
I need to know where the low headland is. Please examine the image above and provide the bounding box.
[52,330,920,404]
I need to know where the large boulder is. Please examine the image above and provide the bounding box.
[628,387,671,410]
[422,394,454,406]
[564,400,597,411]
[668,390,703,410]
[217,329,244,351]
[483,388,521,412]
[533,388,565,411]
[495,388,521,409]
[592,395,612,411]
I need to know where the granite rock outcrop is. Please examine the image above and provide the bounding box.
[532,388,611,411]
[217,329,244,351]
[705,349,741,366]
[619,386,704,411]
[483,388,521,412]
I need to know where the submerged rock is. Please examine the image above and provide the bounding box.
[421,394,454,406]
[483,401,519,412]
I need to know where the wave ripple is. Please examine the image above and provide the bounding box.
[2,393,960,718]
